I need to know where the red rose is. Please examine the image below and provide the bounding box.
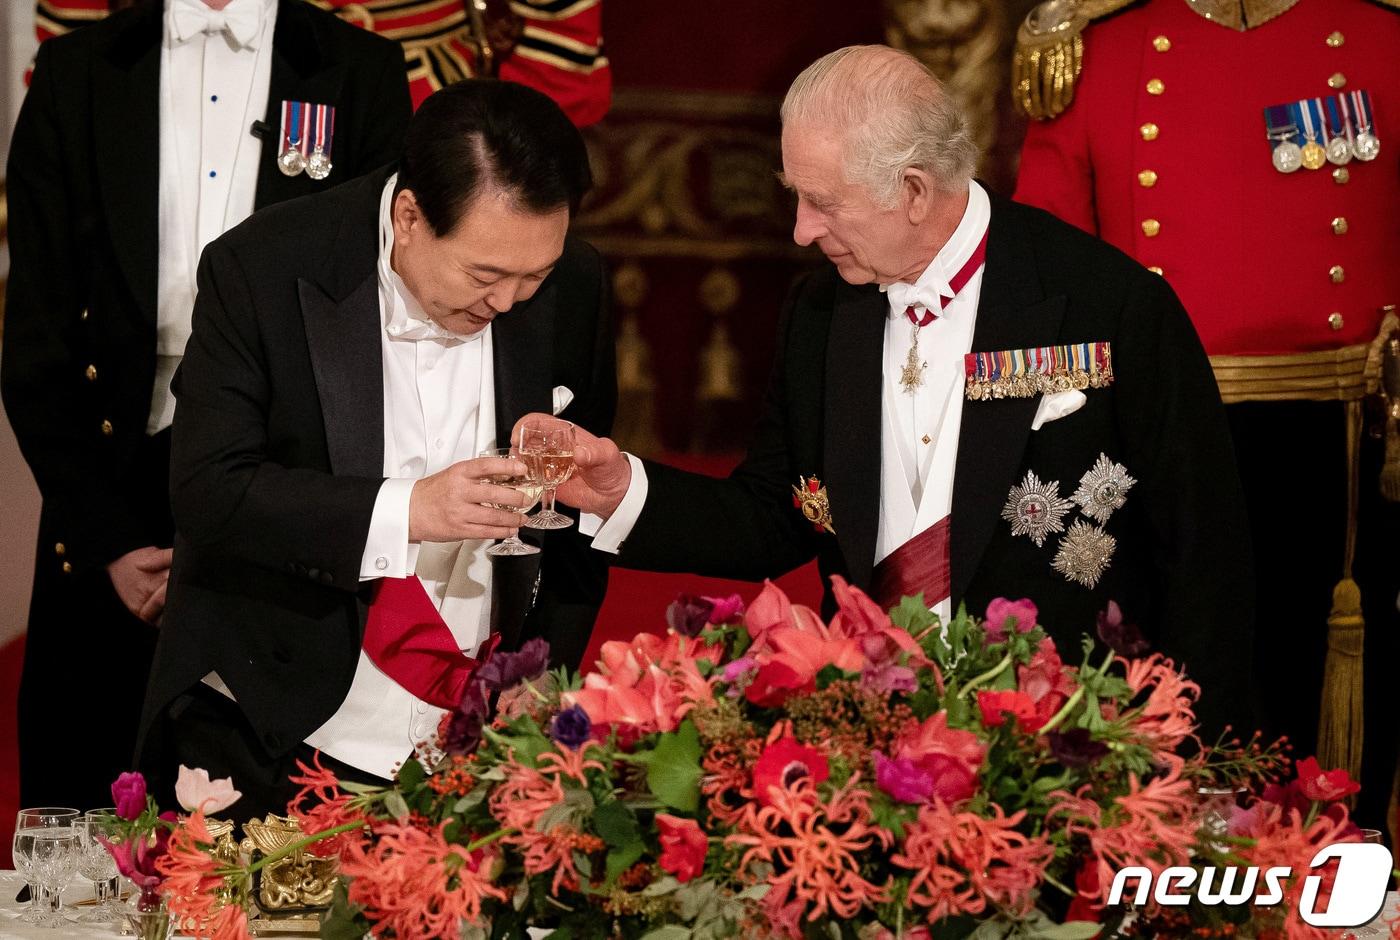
[655,814,708,883]
[752,736,829,806]
[744,660,815,708]
[1294,756,1361,803]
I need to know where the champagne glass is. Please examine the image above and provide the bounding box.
[13,807,79,926]
[479,447,542,556]
[74,814,122,923]
[519,421,576,531]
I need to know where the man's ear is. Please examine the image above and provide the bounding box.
[901,168,938,225]
[392,188,424,237]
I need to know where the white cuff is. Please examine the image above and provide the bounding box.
[586,453,648,555]
[359,478,417,580]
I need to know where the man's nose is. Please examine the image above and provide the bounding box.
[792,200,825,247]
[484,280,519,314]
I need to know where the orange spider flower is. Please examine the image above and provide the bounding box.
[341,820,506,939]
[156,810,250,940]
[488,753,605,893]
[1120,654,1200,755]
[1047,757,1199,905]
[285,751,367,858]
[892,801,1054,922]
[1233,799,1360,940]
[727,774,892,922]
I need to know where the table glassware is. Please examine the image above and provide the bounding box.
[12,807,78,926]
[27,820,78,928]
[518,421,576,530]
[74,814,122,923]
[479,447,542,556]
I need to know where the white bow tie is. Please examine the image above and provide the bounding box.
[167,0,263,49]
[882,278,952,319]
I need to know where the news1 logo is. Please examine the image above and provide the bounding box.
[1108,843,1395,928]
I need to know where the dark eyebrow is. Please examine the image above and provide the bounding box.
[468,262,555,278]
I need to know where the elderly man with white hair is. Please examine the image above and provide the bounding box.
[545,44,1253,733]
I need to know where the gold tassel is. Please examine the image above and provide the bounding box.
[1316,400,1365,784]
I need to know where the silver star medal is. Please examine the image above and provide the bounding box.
[1052,520,1117,588]
[1070,454,1137,524]
[1001,471,1072,547]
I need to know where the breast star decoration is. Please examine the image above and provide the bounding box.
[1070,454,1137,524]
[1000,470,1072,548]
[1003,454,1133,589]
[1052,520,1117,589]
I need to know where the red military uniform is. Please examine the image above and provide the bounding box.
[1014,0,1398,838]
[34,0,610,126]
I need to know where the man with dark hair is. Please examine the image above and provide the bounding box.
[137,79,615,819]
[3,0,410,811]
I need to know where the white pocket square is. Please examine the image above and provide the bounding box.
[1031,389,1086,431]
[551,385,574,416]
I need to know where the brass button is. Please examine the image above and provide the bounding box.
[1141,218,1161,237]
[61,561,73,574]
[1152,35,1171,52]
[1328,312,1344,331]
[84,364,97,381]
[1146,78,1165,95]
[1147,266,1164,275]
[1140,122,1160,141]
[1328,72,1346,89]
[1333,167,1349,184]
[79,308,89,321]
[1331,217,1348,235]
[1328,264,1345,283]
[55,542,65,556]
[1326,31,1344,47]
[1138,169,1158,187]
[100,419,113,436]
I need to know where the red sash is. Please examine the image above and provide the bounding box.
[870,517,952,612]
[361,577,498,710]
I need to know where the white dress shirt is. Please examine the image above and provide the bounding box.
[150,0,278,433]
[591,181,992,626]
[303,177,500,777]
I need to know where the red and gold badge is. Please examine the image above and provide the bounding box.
[791,476,835,535]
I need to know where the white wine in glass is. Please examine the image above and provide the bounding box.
[520,422,575,530]
[479,448,541,557]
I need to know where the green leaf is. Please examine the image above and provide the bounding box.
[603,840,644,885]
[890,595,935,634]
[593,800,640,847]
[384,790,410,821]
[319,880,371,940]
[453,789,488,814]
[639,928,692,940]
[1022,925,1101,940]
[645,720,704,812]
[395,757,425,791]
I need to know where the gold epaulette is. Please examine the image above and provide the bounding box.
[1013,0,1138,120]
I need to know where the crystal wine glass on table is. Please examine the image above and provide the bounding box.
[479,447,543,556]
[519,421,575,531]
[12,807,79,926]
[74,813,123,923]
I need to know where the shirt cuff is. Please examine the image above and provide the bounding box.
[586,453,648,555]
[359,478,417,580]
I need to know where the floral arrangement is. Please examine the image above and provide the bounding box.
[125,578,1399,940]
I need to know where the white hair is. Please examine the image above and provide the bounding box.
[781,45,980,206]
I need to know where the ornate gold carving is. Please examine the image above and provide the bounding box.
[240,816,337,912]
[1183,0,1302,30]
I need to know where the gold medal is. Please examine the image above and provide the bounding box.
[1300,140,1326,169]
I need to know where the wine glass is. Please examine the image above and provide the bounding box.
[478,447,542,556]
[12,807,79,926]
[30,824,78,928]
[519,421,575,531]
[74,814,122,923]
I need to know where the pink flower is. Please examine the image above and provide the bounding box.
[861,663,917,695]
[889,712,985,804]
[704,593,746,624]
[564,632,716,735]
[112,771,147,821]
[872,751,934,804]
[655,814,708,882]
[1293,756,1361,803]
[174,765,243,815]
[745,580,825,644]
[745,659,815,708]
[1017,638,1075,717]
[984,598,1038,643]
